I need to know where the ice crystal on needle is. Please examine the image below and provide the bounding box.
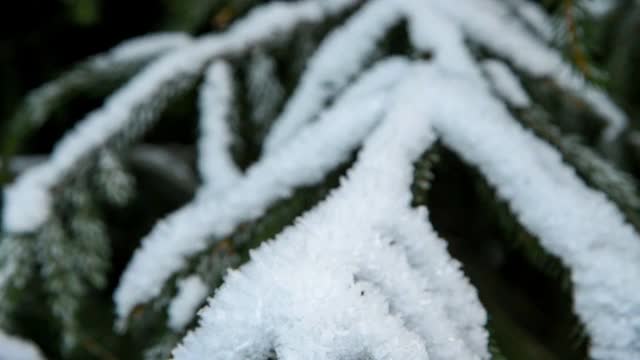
[173,69,488,360]
[1,0,638,358]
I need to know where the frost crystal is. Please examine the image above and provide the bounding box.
[430,0,627,140]
[4,0,639,358]
[114,58,411,324]
[2,0,356,235]
[419,65,640,360]
[263,0,403,152]
[172,68,488,360]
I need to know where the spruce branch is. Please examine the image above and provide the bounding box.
[262,0,404,152]
[418,63,640,360]
[197,61,242,193]
[173,70,488,359]
[2,0,358,236]
[482,57,640,236]
[427,0,627,141]
[114,57,410,326]
[0,33,192,183]
[2,0,638,359]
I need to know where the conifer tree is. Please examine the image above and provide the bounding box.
[1,0,639,359]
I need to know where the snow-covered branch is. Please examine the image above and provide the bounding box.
[0,331,45,360]
[417,64,640,360]
[197,61,242,193]
[168,275,209,332]
[429,0,627,141]
[2,0,357,235]
[263,0,403,152]
[4,1,637,358]
[510,0,554,42]
[173,58,640,359]
[172,67,488,360]
[114,58,412,325]
[8,32,191,129]
[482,59,532,108]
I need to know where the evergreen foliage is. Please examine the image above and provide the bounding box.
[1,0,639,359]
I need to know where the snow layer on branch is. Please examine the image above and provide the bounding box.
[0,331,46,360]
[263,0,403,152]
[106,32,192,64]
[416,65,640,360]
[114,58,412,324]
[583,0,617,17]
[428,0,627,141]
[510,0,554,42]
[482,59,531,108]
[2,0,354,235]
[17,32,191,130]
[172,69,488,360]
[168,275,209,332]
[197,61,241,193]
[402,0,481,81]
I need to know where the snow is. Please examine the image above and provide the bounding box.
[263,0,403,152]
[512,0,554,42]
[168,276,209,332]
[583,0,617,17]
[403,0,481,81]
[197,61,242,193]
[429,0,627,141]
[374,5,640,350]
[172,67,488,360]
[2,0,354,235]
[114,58,412,326]
[119,2,637,357]
[3,0,635,357]
[414,64,640,360]
[0,331,45,360]
[107,32,192,63]
[3,168,54,234]
[22,32,191,130]
[171,59,640,359]
[482,59,532,108]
